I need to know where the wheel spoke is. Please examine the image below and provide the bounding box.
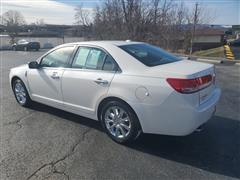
[106,111,114,119]
[114,108,119,116]
[120,123,130,131]
[115,126,121,137]
[120,117,129,123]
[119,126,126,137]
[109,123,116,131]
[105,118,114,123]
[119,109,124,118]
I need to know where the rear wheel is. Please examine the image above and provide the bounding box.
[12,78,32,107]
[100,100,141,144]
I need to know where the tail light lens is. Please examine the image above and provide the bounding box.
[167,75,212,94]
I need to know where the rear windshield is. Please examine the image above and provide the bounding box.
[119,43,181,67]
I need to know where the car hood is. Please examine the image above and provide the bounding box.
[10,64,28,71]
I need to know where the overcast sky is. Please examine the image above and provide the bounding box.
[0,0,239,25]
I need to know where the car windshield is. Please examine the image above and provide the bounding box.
[119,43,181,66]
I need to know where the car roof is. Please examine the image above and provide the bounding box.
[63,40,143,47]
[50,40,148,75]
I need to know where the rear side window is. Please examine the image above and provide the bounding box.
[119,44,181,67]
[72,47,118,71]
[103,55,117,71]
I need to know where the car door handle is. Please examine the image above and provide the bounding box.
[51,72,60,79]
[94,78,108,85]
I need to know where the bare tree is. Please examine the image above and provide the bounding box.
[187,2,214,54]
[75,5,91,27]
[91,0,211,52]
[189,2,199,55]
[74,5,93,38]
[1,10,26,44]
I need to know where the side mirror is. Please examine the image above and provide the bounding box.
[28,61,39,69]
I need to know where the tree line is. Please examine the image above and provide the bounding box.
[0,0,210,53]
[75,0,209,53]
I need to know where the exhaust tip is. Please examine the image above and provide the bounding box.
[195,125,204,132]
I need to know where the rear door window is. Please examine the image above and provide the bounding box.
[85,48,106,70]
[72,47,91,68]
[72,46,118,71]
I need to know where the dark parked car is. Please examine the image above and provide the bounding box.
[12,39,40,51]
[228,38,240,47]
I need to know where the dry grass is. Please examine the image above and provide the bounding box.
[193,46,225,58]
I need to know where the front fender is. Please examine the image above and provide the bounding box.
[9,65,32,98]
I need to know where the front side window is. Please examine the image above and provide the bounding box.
[119,43,181,67]
[72,47,117,71]
[41,46,74,68]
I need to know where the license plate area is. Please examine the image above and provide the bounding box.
[199,84,213,104]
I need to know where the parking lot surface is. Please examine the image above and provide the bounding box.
[0,50,240,180]
[231,47,240,60]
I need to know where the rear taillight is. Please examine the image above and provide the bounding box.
[167,75,212,94]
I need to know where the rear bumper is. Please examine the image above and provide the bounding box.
[134,88,221,136]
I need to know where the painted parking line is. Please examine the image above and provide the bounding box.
[224,45,235,60]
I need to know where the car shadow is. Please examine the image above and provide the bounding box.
[29,102,102,131]
[129,115,240,179]
[29,102,240,179]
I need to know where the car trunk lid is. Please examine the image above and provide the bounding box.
[145,60,215,104]
[145,60,214,79]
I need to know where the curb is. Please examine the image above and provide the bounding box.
[193,57,240,64]
[196,58,223,64]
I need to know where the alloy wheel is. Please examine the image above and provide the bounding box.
[104,106,131,139]
[14,82,27,105]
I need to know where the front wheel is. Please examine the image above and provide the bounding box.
[12,78,32,107]
[100,101,141,144]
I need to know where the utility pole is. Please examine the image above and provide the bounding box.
[190,2,199,56]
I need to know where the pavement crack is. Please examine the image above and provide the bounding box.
[54,127,92,165]
[26,163,50,180]
[53,168,70,180]
[3,112,34,130]
[26,127,92,180]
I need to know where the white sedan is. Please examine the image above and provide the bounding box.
[9,41,221,144]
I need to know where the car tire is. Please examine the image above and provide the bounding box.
[12,78,32,107]
[13,47,16,51]
[100,100,142,144]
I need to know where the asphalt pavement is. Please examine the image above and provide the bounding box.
[231,46,240,60]
[0,50,240,180]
